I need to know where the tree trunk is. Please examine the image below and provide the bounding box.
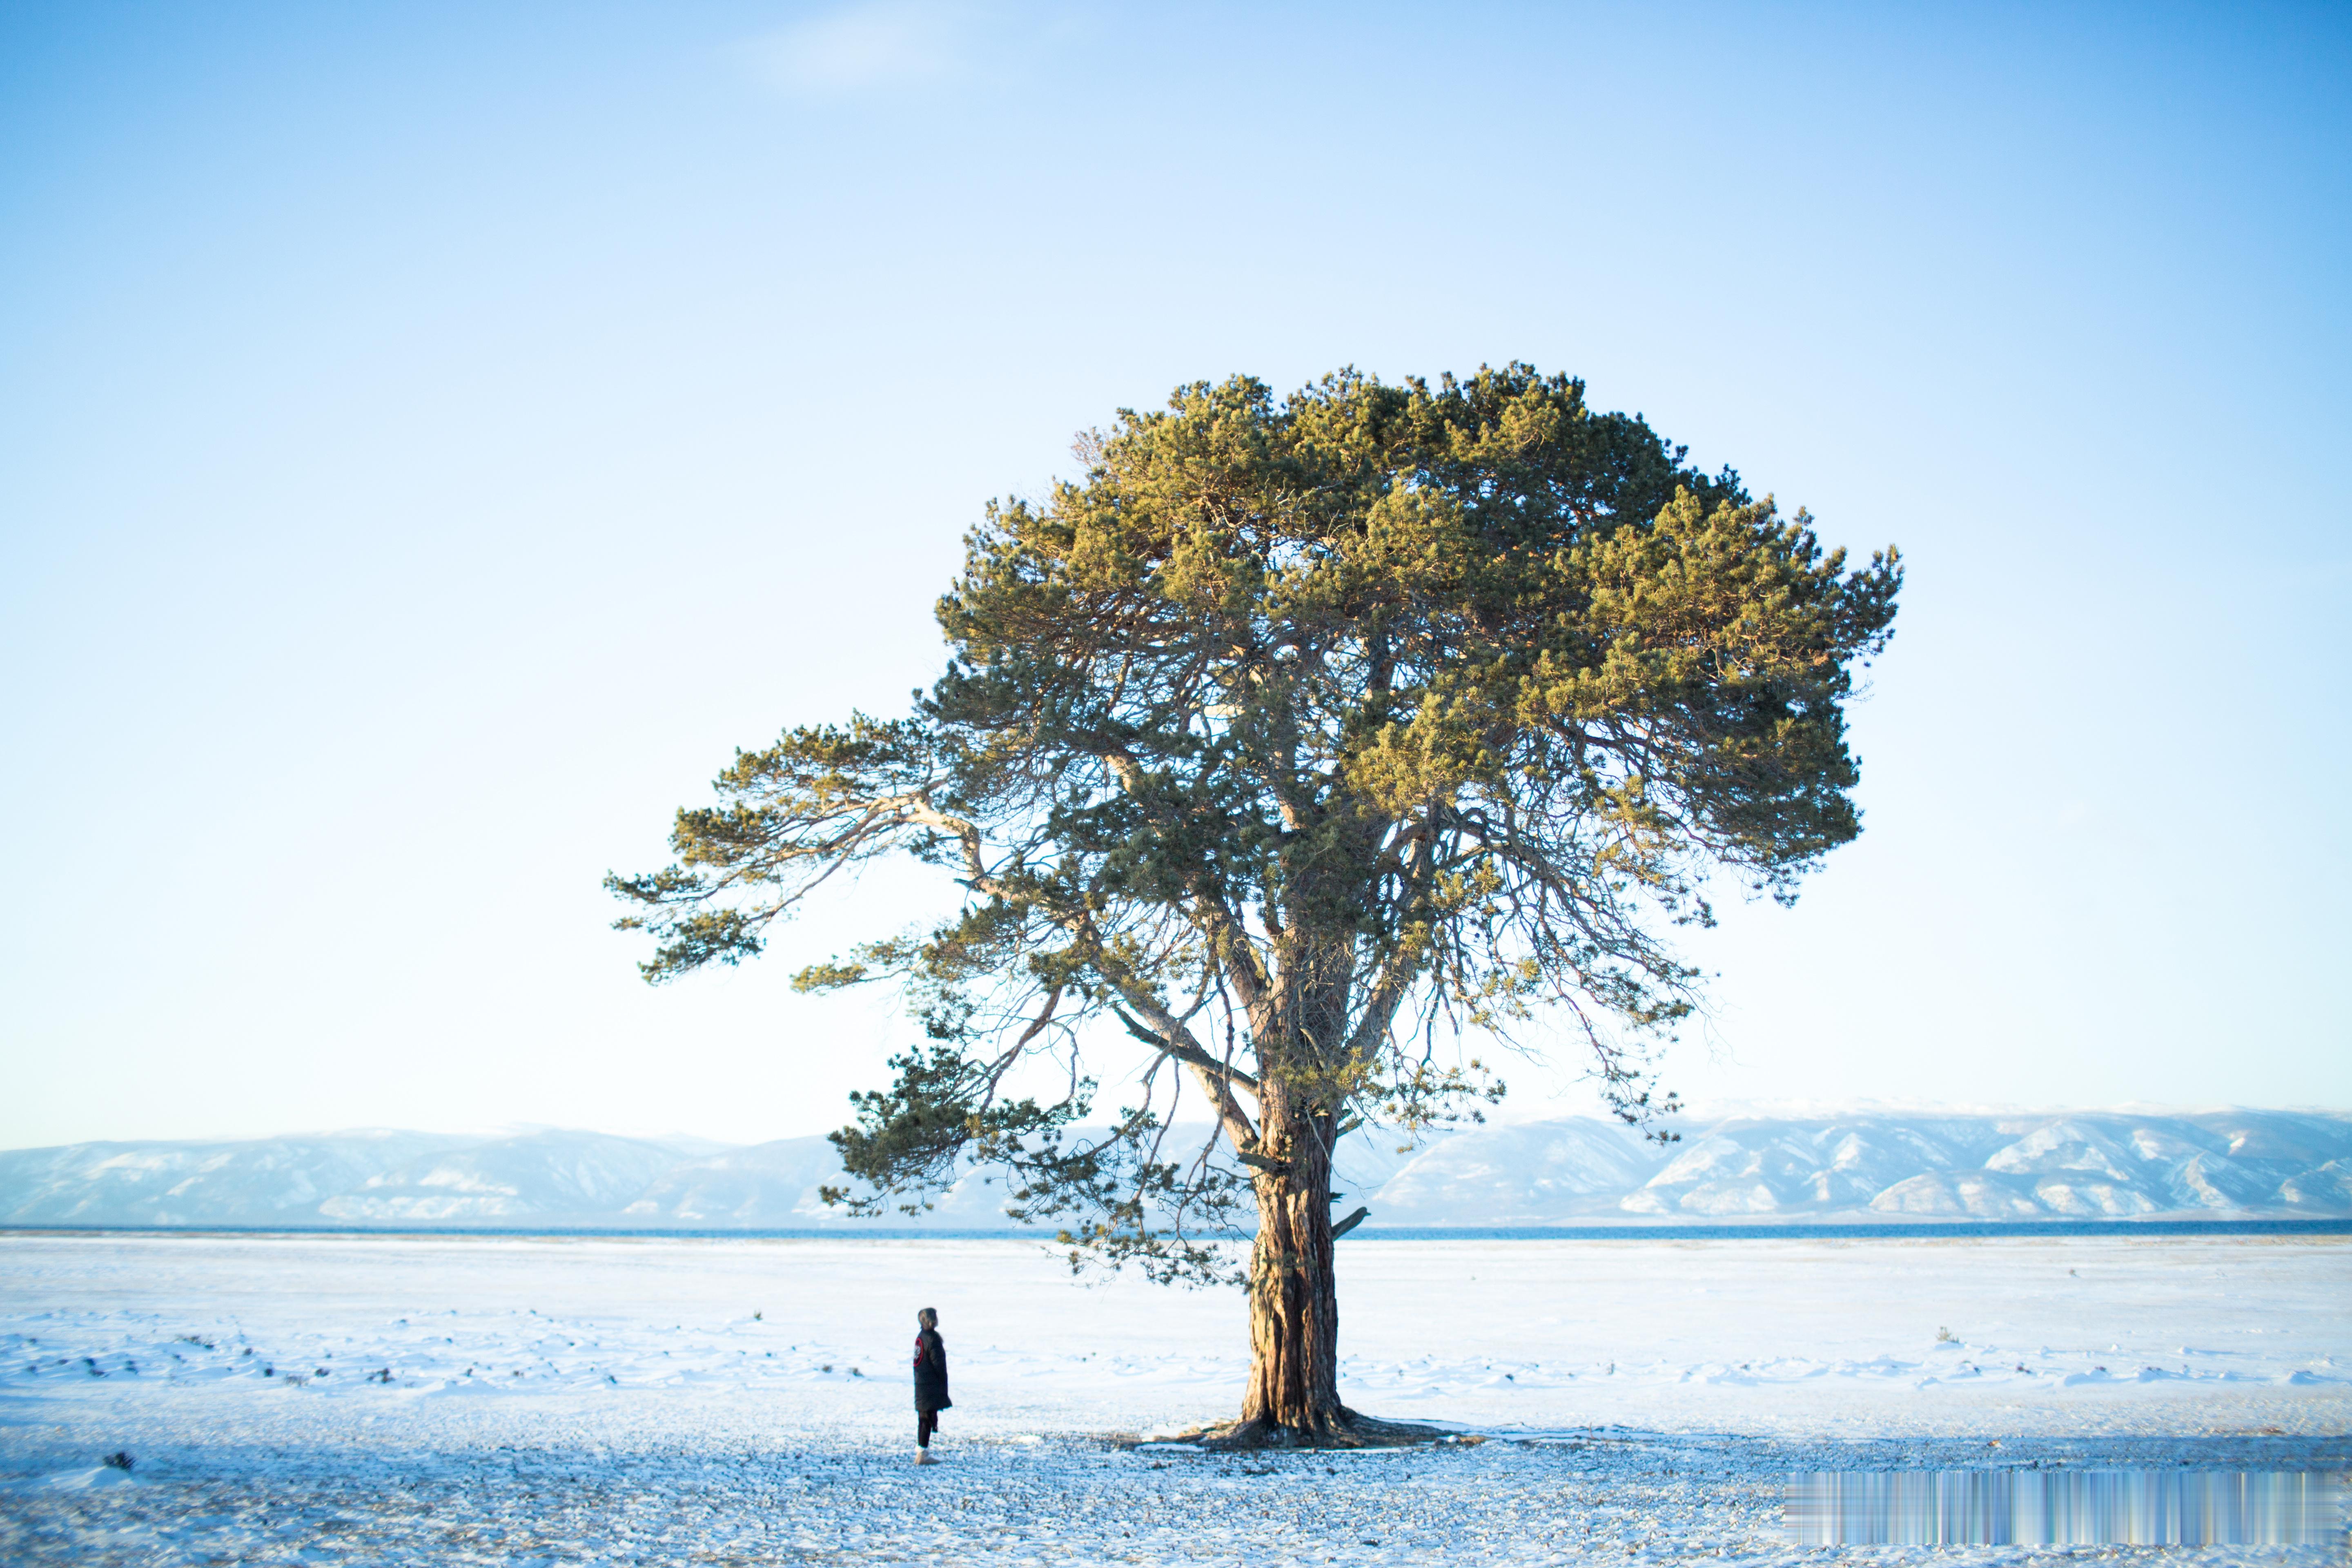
[1239,1102,1345,1440]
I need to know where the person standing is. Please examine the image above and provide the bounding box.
[913,1306,950,1463]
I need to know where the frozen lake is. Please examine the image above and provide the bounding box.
[2,1232,2345,1564]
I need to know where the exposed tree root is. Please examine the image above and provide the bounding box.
[1149,1408,1470,1451]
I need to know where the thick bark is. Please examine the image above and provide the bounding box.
[1239,1094,1344,1438]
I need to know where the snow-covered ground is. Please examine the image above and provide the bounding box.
[2,1233,2345,1564]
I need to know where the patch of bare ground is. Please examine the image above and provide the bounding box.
[1147,1408,1475,1450]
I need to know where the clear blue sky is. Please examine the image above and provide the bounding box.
[3,1,2346,1150]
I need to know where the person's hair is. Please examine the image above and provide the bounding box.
[917,1306,938,1330]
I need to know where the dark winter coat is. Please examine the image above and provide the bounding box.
[913,1327,951,1411]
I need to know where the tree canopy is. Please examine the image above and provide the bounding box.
[612,365,1900,1440]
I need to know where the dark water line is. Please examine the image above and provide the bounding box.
[1,1219,2345,1242]
[1356,1219,2352,1240]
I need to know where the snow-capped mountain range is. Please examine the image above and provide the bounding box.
[2,1110,2347,1230]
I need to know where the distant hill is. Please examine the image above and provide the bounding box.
[1373,1110,2352,1224]
[2,1110,2345,1231]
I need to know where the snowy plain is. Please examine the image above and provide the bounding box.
[1,1232,2346,1564]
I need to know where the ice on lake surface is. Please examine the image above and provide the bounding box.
[2,1232,2345,1564]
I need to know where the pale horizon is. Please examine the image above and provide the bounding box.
[8,1097,2350,1158]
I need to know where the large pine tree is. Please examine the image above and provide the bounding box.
[612,365,1901,1445]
